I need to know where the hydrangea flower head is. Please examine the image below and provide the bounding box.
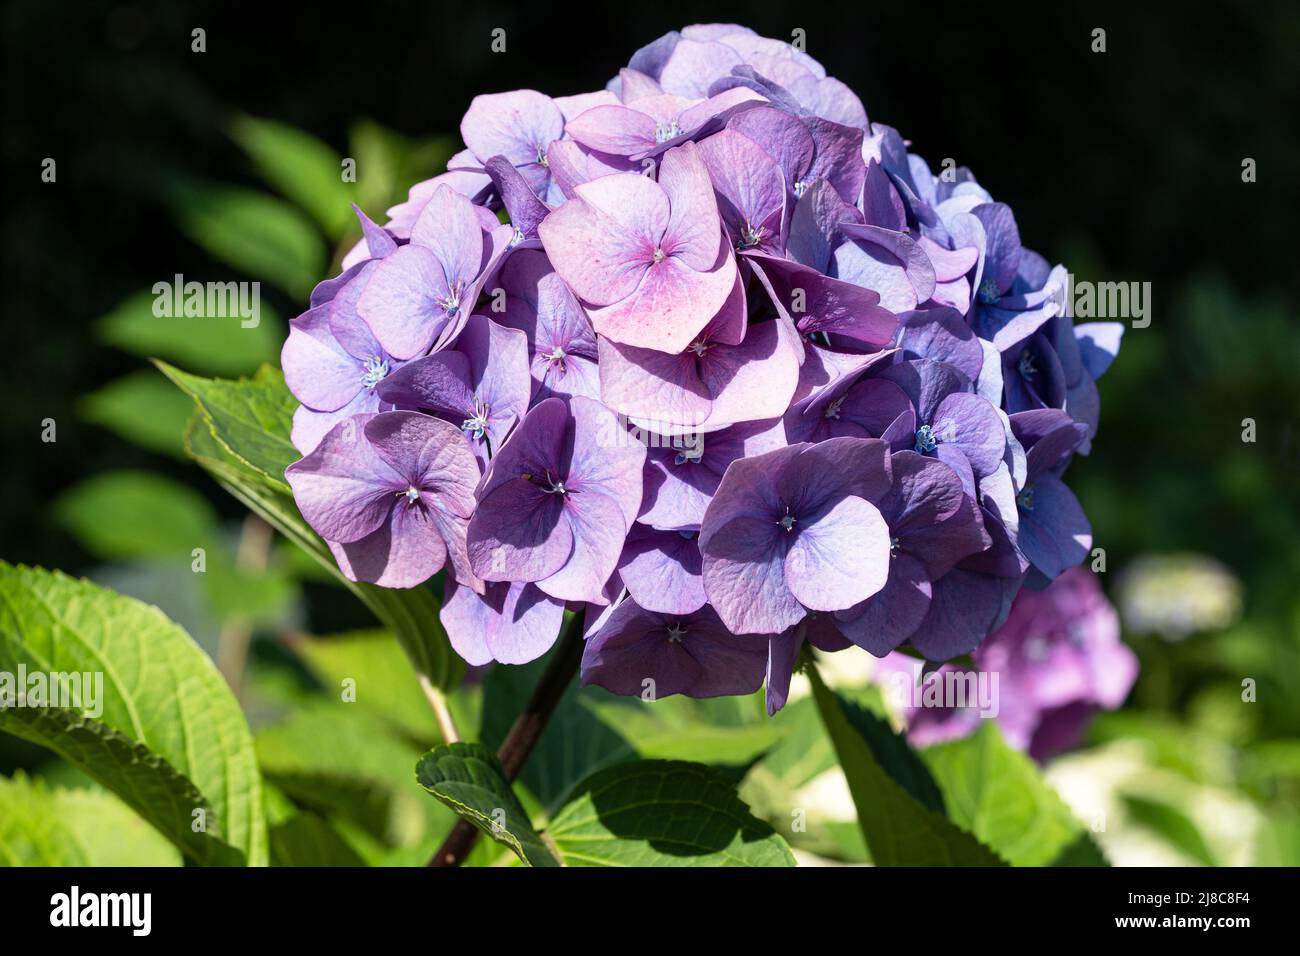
[280,24,1126,710]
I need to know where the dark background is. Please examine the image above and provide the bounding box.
[3,0,1298,689]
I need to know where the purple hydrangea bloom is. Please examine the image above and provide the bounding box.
[358,184,512,359]
[833,451,991,655]
[538,142,738,353]
[615,525,707,615]
[699,438,893,634]
[441,578,566,666]
[375,312,531,467]
[581,598,768,699]
[467,396,645,604]
[285,412,482,590]
[277,23,1122,706]
[496,249,602,403]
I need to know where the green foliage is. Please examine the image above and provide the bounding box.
[268,810,368,867]
[230,114,356,239]
[95,289,285,377]
[257,705,450,854]
[546,760,795,867]
[53,470,218,560]
[158,362,299,493]
[809,666,1004,866]
[288,630,439,742]
[479,656,635,817]
[921,723,1083,866]
[166,181,326,300]
[0,563,266,865]
[417,742,560,867]
[0,772,181,867]
[79,370,198,459]
[1120,794,1219,866]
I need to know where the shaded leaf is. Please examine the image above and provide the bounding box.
[95,289,283,376]
[1120,793,1219,866]
[167,181,325,299]
[546,760,795,867]
[416,742,560,867]
[288,629,438,742]
[53,470,219,559]
[230,114,354,238]
[480,653,633,817]
[255,705,445,851]
[1050,830,1112,867]
[79,370,197,458]
[809,667,1004,866]
[269,811,369,867]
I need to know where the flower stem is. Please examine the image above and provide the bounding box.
[419,675,460,744]
[427,611,586,867]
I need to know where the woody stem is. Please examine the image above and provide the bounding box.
[427,611,586,867]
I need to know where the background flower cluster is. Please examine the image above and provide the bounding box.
[281,22,1123,712]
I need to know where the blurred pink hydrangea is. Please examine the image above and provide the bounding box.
[878,567,1138,760]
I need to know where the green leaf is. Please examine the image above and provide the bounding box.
[808,666,1004,866]
[348,122,456,215]
[546,760,795,867]
[230,114,354,239]
[0,563,266,865]
[167,181,326,299]
[95,289,284,376]
[0,772,182,866]
[79,370,197,458]
[288,629,439,741]
[257,705,449,851]
[268,811,368,867]
[841,692,945,814]
[1254,811,1300,866]
[52,470,219,559]
[480,651,634,817]
[1050,830,1112,867]
[416,742,560,867]
[1120,794,1219,866]
[158,362,298,492]
[172,373,464,690]
[920,722,1082,866]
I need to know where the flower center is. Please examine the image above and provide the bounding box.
[737,223,765,250]
[686,339,711,357]
[509,226,526,247]
[462,398,490,442]
[889,536,900,558]
[1017,349,1037,379]
[914,424,939,454]
[824,396,846,420]
[674,443,704,466]
[361,356,390,390]
[1017,484,1035,512]
[397,486,420,506]
[652,246,667,264]
[666,621,687,643]
[792,179,807,198]
[546,345,567,371]
[535,145,548,166]
[521,470,568,495]
[977,278,1000,305]
[779,510,796,532]
[654,120,682,144]
[436,280,464,317]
